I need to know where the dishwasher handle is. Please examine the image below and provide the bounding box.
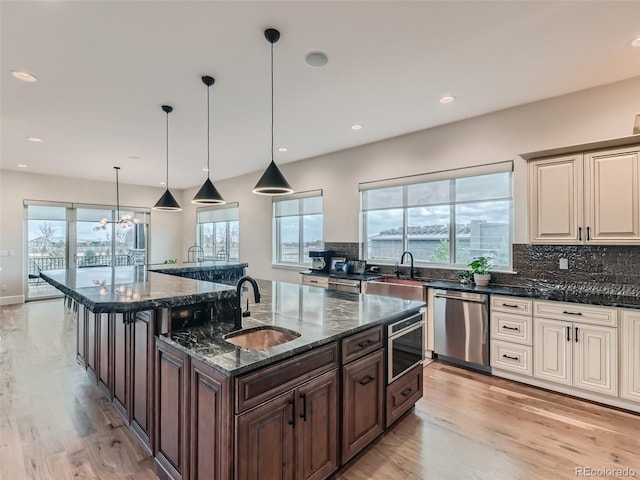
[433,294,487,304]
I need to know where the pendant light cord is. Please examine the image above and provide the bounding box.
[207,82,211,179]
[115,166,120,222]
[270,40,274,163]
[165,111,169,188]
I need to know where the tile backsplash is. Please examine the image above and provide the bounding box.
[330,241,640,296]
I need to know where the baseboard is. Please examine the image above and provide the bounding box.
[0,295,25,306]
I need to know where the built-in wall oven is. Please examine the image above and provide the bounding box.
[387,311,425,383]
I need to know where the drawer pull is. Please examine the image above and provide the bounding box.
[309,280,318,283]
[357,339,374,348]
[502,325,520,331]
[359,375,375,386]
[502,354,520,361]
[501,303,520,308]
[400,387,414,398]
[562,310,582,316]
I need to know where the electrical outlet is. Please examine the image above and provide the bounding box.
[559,258,568,270]
[1,284,7,291]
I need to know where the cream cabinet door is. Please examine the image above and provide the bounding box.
[584,147,640,244]
[533,318,572,386]
[529,155,583,244]
[573,323,617,397]
[621,310,640,402]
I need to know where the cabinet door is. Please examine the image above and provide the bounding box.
[341,349,384,463]
[131,312,154,452]
[297,370,339,480]
[112,313,129,422]
[235,391,296,480]
[621,310,640,402]
[190,359,232,480]
[155,341,190,480]
[573,323,617,396]
[97,313,111,396]
[533,318,572,386]
[584,148,640,243]
[529,155,583,244]
[76,306,87,368]
[86,309,98,382]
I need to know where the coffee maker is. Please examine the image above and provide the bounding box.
[309,250,335,273]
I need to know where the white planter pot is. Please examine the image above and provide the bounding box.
[474,273,491,287]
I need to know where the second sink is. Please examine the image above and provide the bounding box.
[223,326,301,349]
[363,277,427,302]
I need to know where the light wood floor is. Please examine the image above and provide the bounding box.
[2,299,639,479]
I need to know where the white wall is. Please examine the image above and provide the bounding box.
[3,76,639,302]
[182,76,640,283]
[0,170,183,303]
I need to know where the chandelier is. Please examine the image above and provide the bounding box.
[93,166,141,231]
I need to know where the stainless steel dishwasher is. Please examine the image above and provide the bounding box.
[433,289,490,372]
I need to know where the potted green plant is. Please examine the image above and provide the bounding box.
[468,256,492,287]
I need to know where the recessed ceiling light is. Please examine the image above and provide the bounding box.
[278,147,288,152]
[350,124,363,131]
[17,164,27,168]
[305,52,329,67]
[439,95,456,104]
[26,137,43,142]
[11,70,38,82]
[631,36,640,47]
[128,155,140,160]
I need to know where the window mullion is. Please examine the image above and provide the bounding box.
[403,186,409,253]
[298,214,304,264]
[449,180,455,264]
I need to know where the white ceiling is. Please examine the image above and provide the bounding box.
[2,1,640,189]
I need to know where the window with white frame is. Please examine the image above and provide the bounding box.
[196,203,239,261]
[273,191,323,265]
[360,163,513,268]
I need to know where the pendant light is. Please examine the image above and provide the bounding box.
[192,75,225,204]
[93,166,142,231]
[154,105,182,211]
[253,28,294,196]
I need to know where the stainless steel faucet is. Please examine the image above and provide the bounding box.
[234,276,261,330]
[400,251,417,279]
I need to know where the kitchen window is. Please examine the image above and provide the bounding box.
[273,191,323,266]
[196,203,239,260]
[360,162,513,268]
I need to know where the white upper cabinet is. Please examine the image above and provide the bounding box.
[527,140,640,245]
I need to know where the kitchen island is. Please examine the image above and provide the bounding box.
[41,268,426,480]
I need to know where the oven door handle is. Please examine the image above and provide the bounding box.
[389,320,425,339]
[433,294,487,304]
[328,280,360,287]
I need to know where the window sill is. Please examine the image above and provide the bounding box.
[271,263,310,271]
[367,261,517,275]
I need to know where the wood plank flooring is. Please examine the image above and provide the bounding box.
[2,299,639,479]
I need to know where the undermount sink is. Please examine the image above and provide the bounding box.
[364,277,427,302]
[223,326,301,349]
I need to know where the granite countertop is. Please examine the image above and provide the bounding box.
[41,266,236,313]
[423,280,640,309]
[147,260,248,274]
[159,279,425,377]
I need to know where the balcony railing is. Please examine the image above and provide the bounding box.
[28,254,144,284]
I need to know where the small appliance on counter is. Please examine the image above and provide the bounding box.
[308,250,335,273]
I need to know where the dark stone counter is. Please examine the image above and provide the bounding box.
[423,280,640,309]
[148,260,247,283]
[41,266,236,313]
[159,279,425,377]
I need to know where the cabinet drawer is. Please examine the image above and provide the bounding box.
[341,326,383,364]
[491,340,533,376]
[385,364,423,428]
[491,311,532,345]
[491,295,532,315]
[301,275,328,288]
[533,300,617,327]
[236,342,338,413]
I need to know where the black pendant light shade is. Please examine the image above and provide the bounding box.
[253,28,294,196]
[154,105,182,211]
[192,76,225,204]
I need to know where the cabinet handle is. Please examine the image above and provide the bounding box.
[566,326,571,342]
[299,393,307,421]
[562,310,582,316]
[575,327,579,343]
[288,399,296,427]
[359,375,375,386]
[502,325,520,331]
[357,339,374,348]
[309,280,318,283]
[501,303,519,308]
[400,387,414,398]
[502,354,519,361]
[586,226,590,241]
[578,226,582,241]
